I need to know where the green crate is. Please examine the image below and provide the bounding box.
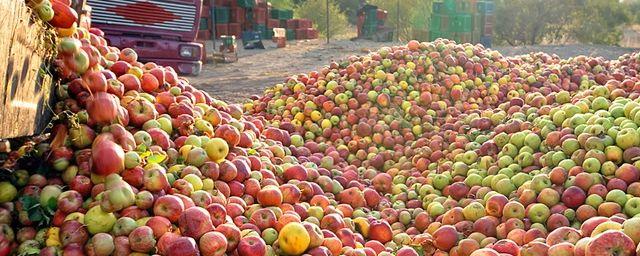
[199,18,210,30]
[270,9,281,19]
[237,0,255,8]
[362,25,378,37]
[270,8,294,20]
[455,32,473,43]
[429,14,443,31]
[255,24,267,35]
[263,29,274,39]
[430,30,441,41]
[473,14,483,31]
[451,14,472,32]
[433,0,456,14]
[220,35,236,47]
[214,7,230,24]
[286,29,295,40]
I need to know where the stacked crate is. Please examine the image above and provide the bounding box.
[271,8,294,40]
[429,0,493,46]
[358,5,388,39]
[198,0,214,40]
[198,1,317,42]
[477,0,494,47]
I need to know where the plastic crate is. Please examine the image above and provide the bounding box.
[295,28,307,40]
[267,19,279,28]
[483,24,493,35]
[361,24,377,37]
[473,14,483,31]
[483,13,495,26]
[214,0,230,6]
[307,28,319,39]
[430,30,442,41]
[229,7,245,23]
[286,28,295,40]
[197,30,212,40]
[237,0,255,8]
[280,10,293,20]
[430,14,444,32]
[255,24,267,36]
[286,19,298,29]
[201,7,211,18]
[221,35,236,46]
[199,18,211,30]
[242,30,261,42]
[451,14,472,32]
[298,19,312,29]
[480,35,492,47]
[228,22,242,37]
[214,7,230,23]
[377,9,388,20]
[215,23,228,38]
[263,29,274,39]
[485,1,495,13]
[455,0,472,13]
[253,7,267,24]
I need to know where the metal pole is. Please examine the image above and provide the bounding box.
[396,0,400,41]
[326,0,330,43]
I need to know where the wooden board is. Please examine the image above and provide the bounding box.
[0,0,55,139]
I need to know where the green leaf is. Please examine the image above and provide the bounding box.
[20,196,38,209]
[147,152,167,164]
[46,197,57,211]
[28,209,43,222]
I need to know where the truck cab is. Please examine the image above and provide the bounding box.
[87,0,203,75]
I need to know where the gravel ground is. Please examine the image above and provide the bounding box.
[188,40,638,104]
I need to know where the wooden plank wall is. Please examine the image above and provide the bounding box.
[0,0,55,139]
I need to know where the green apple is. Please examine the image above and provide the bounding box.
[527,203,551,223]
[85,206,117,234]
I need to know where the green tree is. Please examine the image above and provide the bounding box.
[295,0,350,38]
[570,0,629,45]
[494,0,629,46]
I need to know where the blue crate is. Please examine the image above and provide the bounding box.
[480,36,492,48]
[242,31,262,42]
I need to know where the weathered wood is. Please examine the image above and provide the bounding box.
[0,0,55,139]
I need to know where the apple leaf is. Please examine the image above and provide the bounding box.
[147,152,167,164]
[45,197,57,212]
[28,209,43,222]
[19,196,38,210]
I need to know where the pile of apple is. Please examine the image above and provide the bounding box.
[5,3,640,255]
[242,40,640,255]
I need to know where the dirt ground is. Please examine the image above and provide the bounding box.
[188,39,639,104]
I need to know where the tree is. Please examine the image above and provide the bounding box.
[494,0,629,46]
[570,0,629,45]
[295,0,350,39]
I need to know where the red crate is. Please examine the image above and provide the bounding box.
[286,19,298,29]
[228,23,242,38]
[483,24,493,35]
[377,9,388,20]
[297,19,312,29]
[214,0,230,6]
[307,28,318,39]
[253,7,267,24]
[215,23,228,38]
[230,7,245,23]
[201,8,211,18]
[198,30,211,40]
[295,28,307,39]
[267,18,279,28]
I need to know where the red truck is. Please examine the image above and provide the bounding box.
[86,0,203,75]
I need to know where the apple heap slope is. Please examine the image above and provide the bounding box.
[5,6,640,255]
[244,39,640,255]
